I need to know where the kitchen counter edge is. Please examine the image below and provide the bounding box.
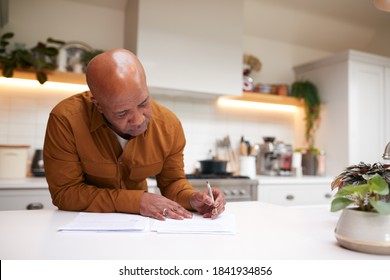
[0,175,334,189]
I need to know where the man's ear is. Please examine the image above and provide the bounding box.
[91,96,103,113]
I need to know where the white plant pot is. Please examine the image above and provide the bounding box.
[335,208,390,255]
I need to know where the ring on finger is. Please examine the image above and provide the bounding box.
[162,208,168,217]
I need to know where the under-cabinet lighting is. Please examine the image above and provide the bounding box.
[0,77,89,92]
[217,97,297,112]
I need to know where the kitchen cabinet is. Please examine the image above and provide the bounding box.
[257,176,334,206]
[0,188,54,210]
[125,0,243,97]
[294,50,390,176]
[0,178,55,210]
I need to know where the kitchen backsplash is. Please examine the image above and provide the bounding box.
[0,88,297,174]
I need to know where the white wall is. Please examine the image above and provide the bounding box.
[0,84,298,174]
[1,0,124,50]
[243,35,331,85]
[0,0,338,175]
[153,95,297,173]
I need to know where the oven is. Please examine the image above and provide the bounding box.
[186,174,258,202]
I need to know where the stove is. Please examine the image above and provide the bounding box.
[186,174,258,202]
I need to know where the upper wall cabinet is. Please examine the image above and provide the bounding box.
[294,50,390,176]
[125,0,243,97]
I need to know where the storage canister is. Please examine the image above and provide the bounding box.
[0,145,30,178]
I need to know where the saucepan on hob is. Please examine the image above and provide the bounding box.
[199,159,228,174]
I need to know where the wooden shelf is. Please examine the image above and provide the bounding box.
[5,69,86,85]
[223,92,304,107]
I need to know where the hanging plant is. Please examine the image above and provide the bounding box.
[0,32,65,84]
[291,80,321,150]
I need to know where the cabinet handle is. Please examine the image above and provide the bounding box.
[324,193,332,199]
[286,194,294,200]
[26,202,44,210]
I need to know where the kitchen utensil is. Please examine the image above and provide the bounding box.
[216,135,238,174]
[31,149,45,177]
[199,160,227,174]
[239,156,256,179]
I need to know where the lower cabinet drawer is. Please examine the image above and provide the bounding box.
[258,184,334,206]
[0,188,56,210]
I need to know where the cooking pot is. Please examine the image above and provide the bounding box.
[199,160,227,174]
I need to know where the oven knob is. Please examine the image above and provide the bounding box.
[223,190,230,196]
[231,189,239,196]
[239,190,247,195]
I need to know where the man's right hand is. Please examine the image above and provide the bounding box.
[140,192,193,221]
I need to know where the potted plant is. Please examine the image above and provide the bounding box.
[330,162,390,255]
[290,80,322,175]
[0,32,65,84]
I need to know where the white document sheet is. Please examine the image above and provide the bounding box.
[58,212,149,232]
[151,213,236,234]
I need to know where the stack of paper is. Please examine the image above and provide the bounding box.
[58,212,148,232]
[151,213,236,234]
[58,212,236,235]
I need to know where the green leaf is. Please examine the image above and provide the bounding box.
[0,56,11,64]
[43,47,58,57]
[369,198,390,215]
[368,174,389,195]
[331,197,354,212]
[47,37,66,46]
[1,32,14,40]
[334,184,369,198]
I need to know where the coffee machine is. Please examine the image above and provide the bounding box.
[256,137,292,176]
[256,137,277,175]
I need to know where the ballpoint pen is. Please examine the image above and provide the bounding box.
[206,181,215,205]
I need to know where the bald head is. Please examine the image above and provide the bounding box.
[86,48,147,101]
[85,49,152,138]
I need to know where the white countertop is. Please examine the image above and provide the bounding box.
[0,201,387,260]
[0,177,48,189]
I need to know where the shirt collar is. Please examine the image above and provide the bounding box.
[90,103,107,132]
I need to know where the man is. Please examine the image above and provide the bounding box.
[43,48,226,220]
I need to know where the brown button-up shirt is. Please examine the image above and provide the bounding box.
[43,92,195,213]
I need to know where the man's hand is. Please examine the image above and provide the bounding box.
[190,187,226,218]
[140,192,193,221]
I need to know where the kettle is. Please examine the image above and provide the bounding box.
[31,149,45,177]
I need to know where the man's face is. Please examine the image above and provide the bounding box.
[94,89,152,137]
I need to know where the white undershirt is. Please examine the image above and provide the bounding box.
[114,133,129,150]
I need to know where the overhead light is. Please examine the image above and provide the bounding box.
[217,98,297,112]
[373,0,390,12]
[0,77,89,92]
